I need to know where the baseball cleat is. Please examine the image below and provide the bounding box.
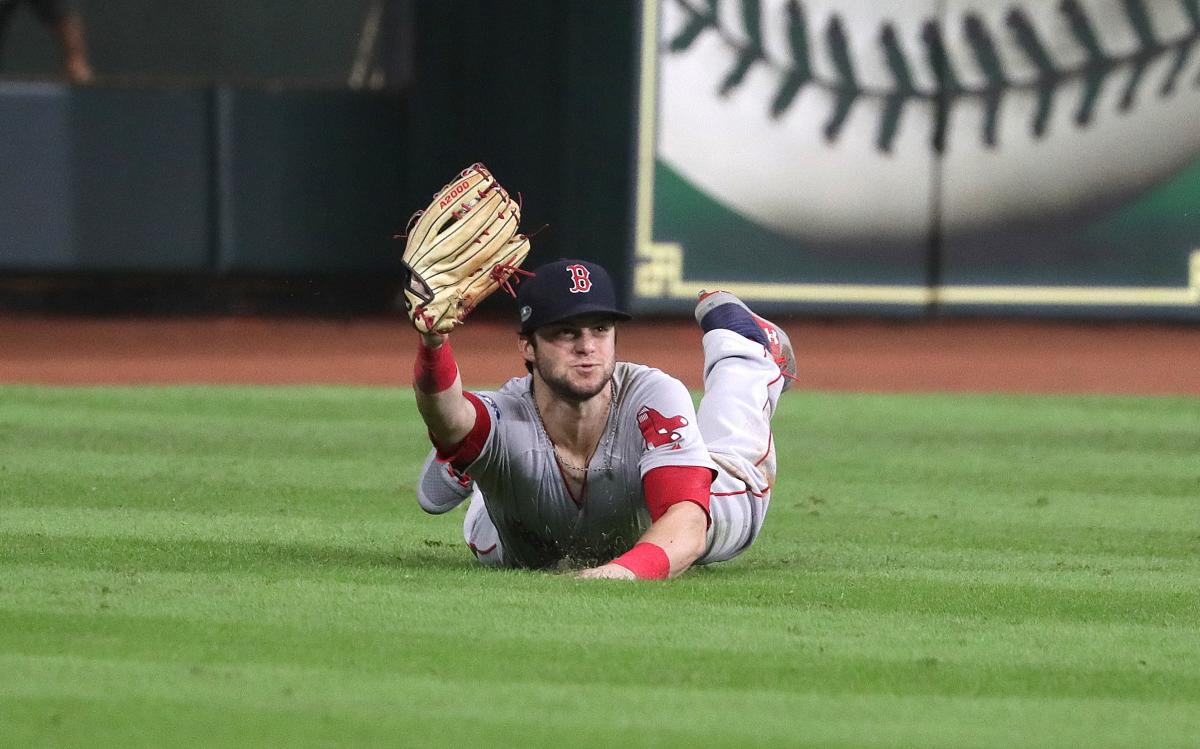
[695,290,797,391]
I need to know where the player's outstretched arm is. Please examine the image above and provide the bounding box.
[400,164,531,453]
[413,332,477,449]
[579,502,708,580]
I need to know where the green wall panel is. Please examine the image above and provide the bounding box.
[0,83,212,271]
[406,0,638,299]
[0,83,74,267]
[215,88,405,272]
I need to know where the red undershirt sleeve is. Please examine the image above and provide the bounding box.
[432,391,491,470]
[642,465,714,526]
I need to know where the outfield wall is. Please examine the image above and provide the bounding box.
[0,83,406,274]
[0,1,638,296]
[1,1,1197,320]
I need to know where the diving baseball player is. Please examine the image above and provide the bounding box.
[411,257,795,579]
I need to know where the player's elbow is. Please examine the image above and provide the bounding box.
[416,491,458,515]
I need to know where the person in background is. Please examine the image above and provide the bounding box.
[0,0,93,83]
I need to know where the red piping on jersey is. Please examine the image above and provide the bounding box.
[468,541,497,556]
[643,466,714,525]
[711,488,767,499]
[434,391,491,469]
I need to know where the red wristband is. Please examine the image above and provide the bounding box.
[414,337,458,393]
[612,542,670,580]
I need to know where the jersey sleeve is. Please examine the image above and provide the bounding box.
[431,391,492,469]
[643,465,713,524]
[430,386,523,480]
[630,371,718,478]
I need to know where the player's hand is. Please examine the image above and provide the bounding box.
[399,163,530,334]
[578,563,636,580]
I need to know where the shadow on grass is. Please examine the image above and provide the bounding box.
[3,531,478,576]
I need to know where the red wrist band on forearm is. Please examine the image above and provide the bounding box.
[414,337,458,393]
[612,542,670,580]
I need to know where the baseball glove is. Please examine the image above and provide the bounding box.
[399,163,532,334]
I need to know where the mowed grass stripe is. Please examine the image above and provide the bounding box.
[2,655,1198,749]
[4,560,1198,694]
[0,507,427,542]
[0,503,1194,571]
[1,385,1198,747]
[5,528,1198,610]
[5,550,1198,656]
[1,581,1195,669]
[1,599,1197,701]
[5,557,1199,649]
[8,453,1200,524]
[2,697,1193,749]
[5,504,1200,578]
[5,508,1198,616]
[5,542,1196,628]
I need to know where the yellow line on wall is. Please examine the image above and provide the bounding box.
[640,241,1200,307]
[633,1,661,265]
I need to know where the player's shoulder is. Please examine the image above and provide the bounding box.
[494,373,533,397]
[468,375,535,421]
[614,361,690,399]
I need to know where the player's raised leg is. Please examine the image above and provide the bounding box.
[694,290,794,477]
[692,290,795,563]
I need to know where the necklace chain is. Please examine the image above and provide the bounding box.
[532,379,617,473]
[552,450,595,473]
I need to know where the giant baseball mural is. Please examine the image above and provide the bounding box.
[633,0,1200,317]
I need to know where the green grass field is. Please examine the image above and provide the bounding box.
[1,385,1198,748]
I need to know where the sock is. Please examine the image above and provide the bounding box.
[700,303,769,347]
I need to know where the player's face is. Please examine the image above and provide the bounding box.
[524,315,617,403]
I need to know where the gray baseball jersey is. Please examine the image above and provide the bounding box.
[454,361,717,569]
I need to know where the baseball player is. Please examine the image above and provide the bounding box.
[411,257,795,579]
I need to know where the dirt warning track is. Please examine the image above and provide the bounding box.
[2,316,1198,395]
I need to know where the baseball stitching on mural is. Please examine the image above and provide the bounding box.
[668,0,1200,153]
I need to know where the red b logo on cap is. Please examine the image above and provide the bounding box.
[566,264,592,294]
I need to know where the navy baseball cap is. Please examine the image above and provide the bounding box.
[516,259,632,335]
